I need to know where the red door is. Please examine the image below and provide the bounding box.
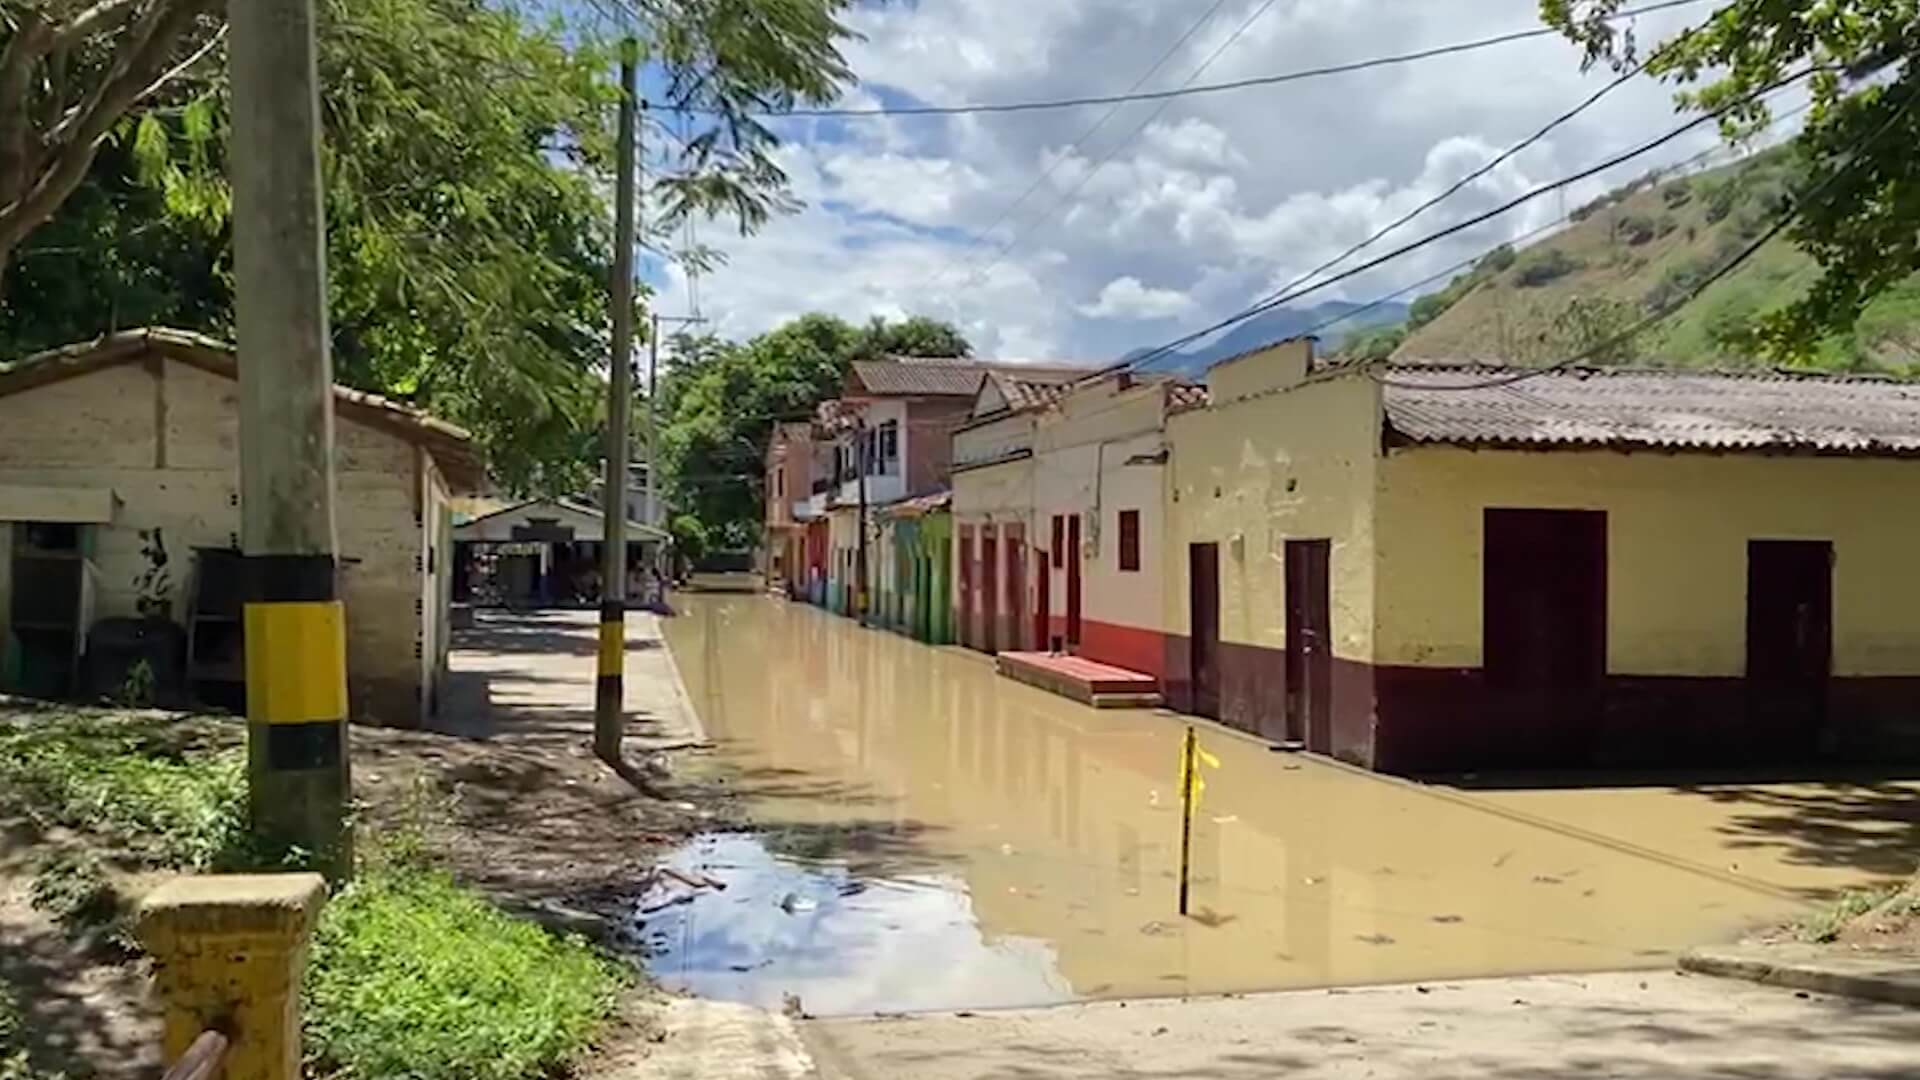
[1484,509,1607,762]
[981,527,999,654]
[1066,514,1083,647]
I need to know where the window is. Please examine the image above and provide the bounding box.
[878,420,900,475]
[1051,515,1065,568]
[776,470,785,498]
[1117,510,1141,572]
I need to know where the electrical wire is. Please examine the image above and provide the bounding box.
[954,0,1286,288]
[654,0,1710,119]
[1372,84,1916,392]
[1117,65,1826,373]
[1295,97,1816,345]
[930,0,1238,285]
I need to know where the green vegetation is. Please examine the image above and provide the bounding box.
[0,711,245,868]
[1800,883,1906,944]
[0,983,60,1080]
[305,869,624,1080]
[2,0,862,494]
[659,313,972,544]
[1545,1,1920,360]
[1513,249,1584,288]
[0,706,626,1080]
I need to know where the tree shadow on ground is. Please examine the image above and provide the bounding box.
[1674,779,1920,886]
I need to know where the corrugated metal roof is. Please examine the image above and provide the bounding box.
[1380,365,1920,455]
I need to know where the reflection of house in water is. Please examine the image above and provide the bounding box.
[451,497,666,608]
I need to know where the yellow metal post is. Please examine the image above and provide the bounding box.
[1177,726,1196,916]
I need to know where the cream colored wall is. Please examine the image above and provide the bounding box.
[0,356,433,723]
[1375,447,1920,677]
[953,412,1034,470]
[1033,380,1176,632]
[1166,371,1381,659]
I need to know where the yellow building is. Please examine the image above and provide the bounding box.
[1166,339,1920,773]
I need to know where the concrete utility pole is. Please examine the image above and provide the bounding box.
[596,41,640,767]
[229,0,349,876]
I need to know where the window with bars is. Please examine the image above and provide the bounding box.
[1051,515,1065,568]
[1118,509,1141,572]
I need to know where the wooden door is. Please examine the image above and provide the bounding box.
[1189,542,1221,719]
[957,525,974,649]
[1066,514,1083,646]
[1036,547,1052,651]
[981,528,999,654]
[1006,529,1026,651]
[1284,539,1332,750]
[1747,540,1832,746]
[1484,509,1606,758]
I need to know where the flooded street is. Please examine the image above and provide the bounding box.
[654,595,1906,1016]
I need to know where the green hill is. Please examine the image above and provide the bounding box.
[1344,147,1920,373]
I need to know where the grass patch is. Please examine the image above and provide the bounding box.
[0,710,246,869]
[305,869,624,1080]
[1800,883,1904,943]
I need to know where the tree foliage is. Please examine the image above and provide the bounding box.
[1543,0,1920,358]
[2,0,861,495]
[658,314,971,544]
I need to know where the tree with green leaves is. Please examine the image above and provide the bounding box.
[1544,0,1920,357]
[658,313,971,545]
[3,0,861,493]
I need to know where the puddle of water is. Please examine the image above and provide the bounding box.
[660,596,1832,1010]
[637,833,1072,1015]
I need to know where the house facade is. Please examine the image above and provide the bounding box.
[0,329,484,727]
[1165,338,1920,773]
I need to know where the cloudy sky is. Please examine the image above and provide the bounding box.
[640,0,1766,362]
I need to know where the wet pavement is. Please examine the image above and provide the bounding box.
[653,595,1912,1016]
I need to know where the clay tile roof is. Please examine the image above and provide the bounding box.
[1379,364,1920,456]
[850,357,1091,399]
[1167,383,1210,414]
[881,488,952,519]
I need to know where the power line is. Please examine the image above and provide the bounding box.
[1373,85,1915,392]
[955,0,1286,288]
[929,0,1237,286]
[656,0,1710,119]
[1287,96,1818,346]
[1117,65,1825,372]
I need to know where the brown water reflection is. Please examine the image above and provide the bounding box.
[660,595,1813,1013]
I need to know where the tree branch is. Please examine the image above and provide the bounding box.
[52,0,146,51]
[0,11,53,207]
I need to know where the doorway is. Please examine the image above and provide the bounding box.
[1189,542,1221,719]
[981,528,999,654]
[1484,509,1606,752]
[1036,547,1052,651]
[1747,540,1832,747]
[1006,528,1026,652]
[957,525,974,650]
[1066,514,1083,647]
[1284,539,1331,750]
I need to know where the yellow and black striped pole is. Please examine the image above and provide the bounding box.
[231,0,351,877]
[595,40,640,767]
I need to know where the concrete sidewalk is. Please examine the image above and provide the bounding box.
[798,972,1920,1079]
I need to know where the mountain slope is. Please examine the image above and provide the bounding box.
[1369,148,1920,372]
[1123,300,1408,377]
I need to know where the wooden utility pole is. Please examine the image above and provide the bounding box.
[596,42,640,767]
[229,0,349,876]
[854,415,870,625]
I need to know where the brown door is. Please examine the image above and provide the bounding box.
[1484,509,1606,760]
[1284,539,1332,750]
[1189,542,1221,719]
[981,528,999,654]
[1066,514,1083,647]
[957,525,974,649]
[1006,530,1026,651]
[1035,548,1052,651]
[1747,540,1832,748]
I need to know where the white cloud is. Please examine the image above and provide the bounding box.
[1077,275,1196,320]
[644,0,1754,361]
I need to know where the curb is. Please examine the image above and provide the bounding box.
[1680,945,1920,1007]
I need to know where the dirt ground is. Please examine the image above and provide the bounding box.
[0,609,725,1079]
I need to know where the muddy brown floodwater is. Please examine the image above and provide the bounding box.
[654,595,1827,1016]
